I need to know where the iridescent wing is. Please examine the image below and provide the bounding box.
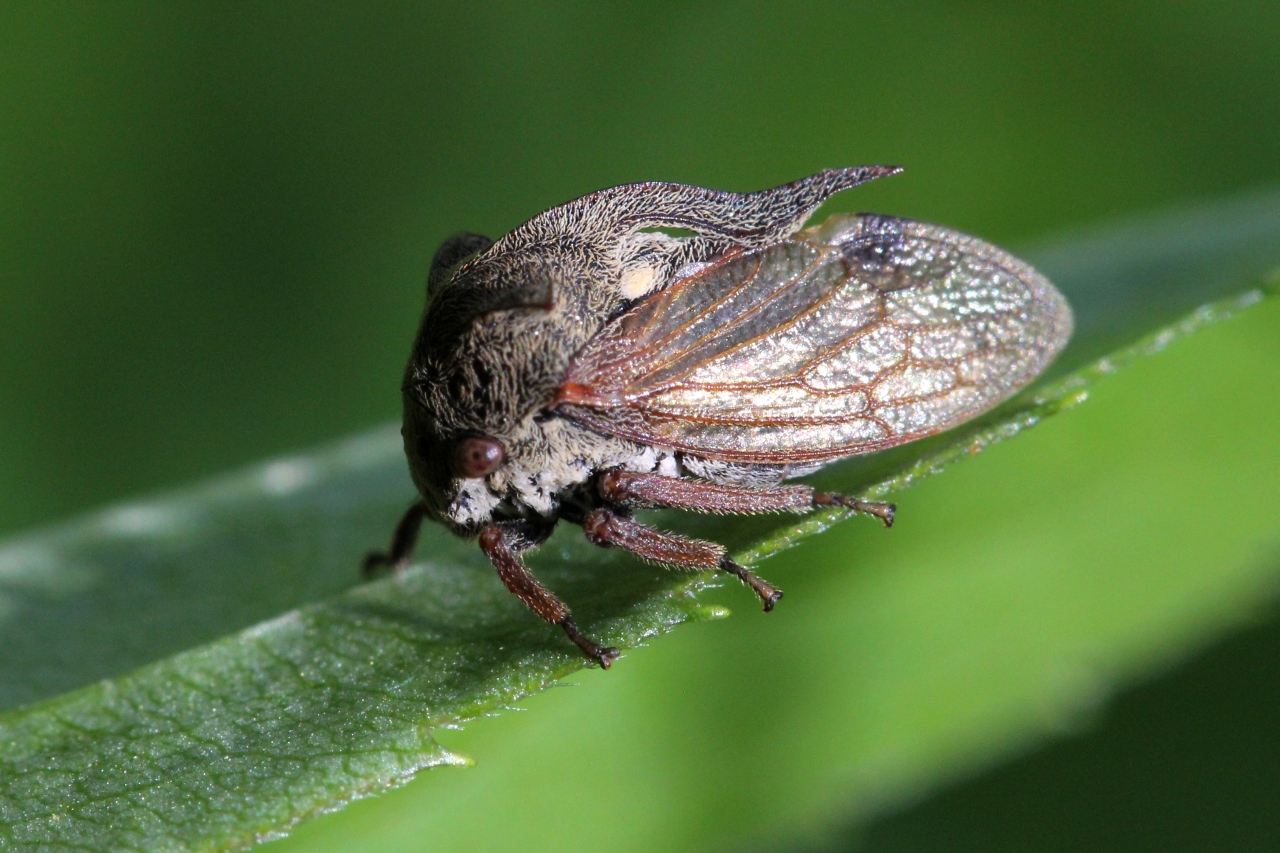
[554,213,1073,465]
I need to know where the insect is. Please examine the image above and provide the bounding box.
[365,167,1073,667]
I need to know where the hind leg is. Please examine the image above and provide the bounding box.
[596,470,894,526]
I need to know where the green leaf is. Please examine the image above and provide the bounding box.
[2,189,1278,852]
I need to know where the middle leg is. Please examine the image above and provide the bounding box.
[582,507,783,611]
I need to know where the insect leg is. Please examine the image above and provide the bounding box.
[363,500,429,577]
[597,471,895,527]
[811,491,896,527]
[582,508,783,612]
[478,521,620,669]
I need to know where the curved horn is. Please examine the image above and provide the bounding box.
[513,166,903,251]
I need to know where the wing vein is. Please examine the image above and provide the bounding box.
[557,213,1072,465]
[634,245,853,388]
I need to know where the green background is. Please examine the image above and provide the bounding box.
[1,2,1278,851]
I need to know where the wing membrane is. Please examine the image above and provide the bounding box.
[556,213,1073,464]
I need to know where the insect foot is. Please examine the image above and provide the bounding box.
[361,552,398,578]
[719,557,784,612]
[813,493,896,528]
[560,617,621,669]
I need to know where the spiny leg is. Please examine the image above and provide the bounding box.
[478,521,619,669]
[363,500,429,577]
[582,507,783,611]
[597,470,895,527]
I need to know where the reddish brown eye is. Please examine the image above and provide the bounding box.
[452,436,505,478]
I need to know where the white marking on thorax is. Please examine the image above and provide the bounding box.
[619,265,661,299]
[449,478,503,527]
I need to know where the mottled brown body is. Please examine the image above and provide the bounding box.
[366,168,1072,667]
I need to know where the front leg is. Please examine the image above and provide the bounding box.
[363,500,429,577]
[479,521,620,669]
[597,470,895,527]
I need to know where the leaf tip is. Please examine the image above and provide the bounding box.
[440,749,476,768]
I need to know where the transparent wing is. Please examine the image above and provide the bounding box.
[555,213,1073,464]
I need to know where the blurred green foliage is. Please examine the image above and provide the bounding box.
[1,2,1278,851]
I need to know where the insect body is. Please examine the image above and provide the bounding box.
[366,168,1073,667]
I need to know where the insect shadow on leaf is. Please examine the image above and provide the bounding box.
[366,168,1073,667]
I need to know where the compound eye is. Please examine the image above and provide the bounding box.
[451,436,505,478]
